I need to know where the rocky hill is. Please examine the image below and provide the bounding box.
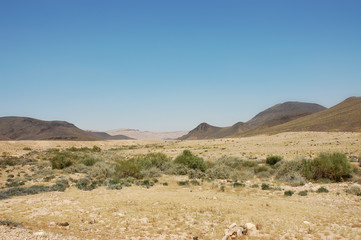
[0,117,101,140]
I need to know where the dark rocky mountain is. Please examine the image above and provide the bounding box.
[240,97,361,136]
[246,101,327,127]
[179,101,331,140]
[0,117,102,140]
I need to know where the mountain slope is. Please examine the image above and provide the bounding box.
[0,117,101,140]
[88,131,134,140]
[240,97,361,136]
[180,101,327,140]
[247,101,327,127]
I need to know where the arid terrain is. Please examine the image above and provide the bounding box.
[0,132,360,239]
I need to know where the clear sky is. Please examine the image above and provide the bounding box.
[1,1,361,131]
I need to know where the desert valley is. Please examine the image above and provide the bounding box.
[0,97,360,239]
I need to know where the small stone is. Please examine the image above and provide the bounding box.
[33,231,45,236]
[57,222,69,227]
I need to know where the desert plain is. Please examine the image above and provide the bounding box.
[0,131,360,240]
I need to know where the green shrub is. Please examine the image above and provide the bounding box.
[188,169,206,179]
[177,180,189,186]
[141,167,162,178]
[92,145,101,152]
[241,160,257,168]
[266,155,283,166]
[220,186,225,192]
[163,182,168,186]
[136,152,171,171]
[0,219,22,227]
[261,183,271,190]
[23,147,32,151]
[303,153,353,182]
[50,152,77,169]
[5,178,26,188]
[63,163,89,174]
[298,190,308,196]
[115,159,142,179]
[316,187,329,193]
[53,179,69,191]
[233,182,245,188]
[206,164,233,179]
[79,156,100,166]
[276,159,306,186]
[75,178,97,191]
[107,184,122,190]
[346,186,361,196]
[254,165,269,173]
[174,150,207,172]
[251,184,259,188]
[190,180,200,185]
[89,161,115,180]
[284,190,294,196]
[165,163,189,175]
[213,156,243,169]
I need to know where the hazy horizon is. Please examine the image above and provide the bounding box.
[1,1,361,132]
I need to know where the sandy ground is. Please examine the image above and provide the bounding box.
[1,132,360,161]
[0,132,360,239]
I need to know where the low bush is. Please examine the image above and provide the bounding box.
[188,169,206,179]
[50,152,77,169]
[141,167,162,178]
[5,178,26,188]
[78,156,100,166]
[115,159,142,179]
[346,186,361,196]
[254,165,269,173]
[261,183,271,190]
[240,160,257,168]
[251,184,259,188]
[177,180,189,186]
[163,182,168,186]
[266,155,283,166]
[136,152,171,171]
[303,153,352,182]
[53,179,69,191]
[206,164,233,179]
[298,190,308,196]
[0,219,22,227]
[316,187,329,193]
[165,163,189,175]
[284,190,294,196]
[75,178,97,191]
[89,161,115,180]
[63,163,89,174]
[174,150,207,172]
[190,180,200,185]
[213,156,243,169]
[233,182,245,188]
[276,159,306,186]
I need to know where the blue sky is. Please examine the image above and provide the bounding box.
[1,1,361,131]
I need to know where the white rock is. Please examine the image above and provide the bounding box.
[228,222,237,229]
[245,222,259,236]
[33,231,45,236]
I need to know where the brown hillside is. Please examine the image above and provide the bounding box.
[0,117,102,141]
[178,123,222,140]
[247,101,326,127]
[240,97,361,136]
[88,131,134,140]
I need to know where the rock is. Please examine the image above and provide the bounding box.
[57,222,69,227]
[245,222,259,236]
[49,222,56,226]
[33,230,45,236]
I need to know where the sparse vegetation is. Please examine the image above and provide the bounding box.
[284,190,294,196]
[174,150,207,172]
[316,187,329,193]
[303,153,353,182]
[266,155,283,165]
[298,190,308,196]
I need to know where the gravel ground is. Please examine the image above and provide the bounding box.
[0,226,81,240]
